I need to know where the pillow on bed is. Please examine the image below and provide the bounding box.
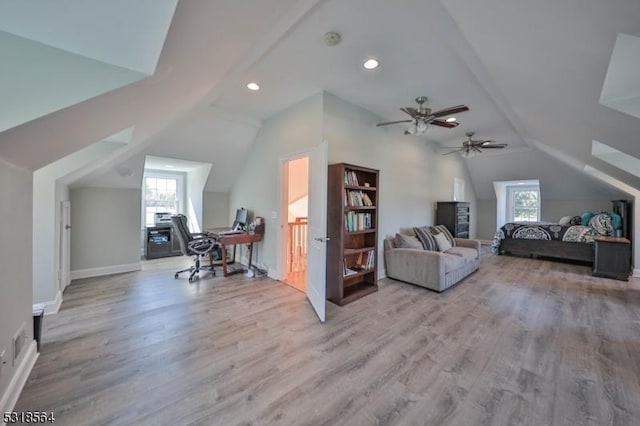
[569,215,582,226]
[558,216,572,225]
[581,211,594,226]
[610,212,622,230]
[589,213,613,235]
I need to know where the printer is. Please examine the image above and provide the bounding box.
[154,212,173,226]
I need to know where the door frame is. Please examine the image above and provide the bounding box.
[59,200,71,292]
[277,150,312,283]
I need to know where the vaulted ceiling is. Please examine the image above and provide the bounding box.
[0,0,638,200]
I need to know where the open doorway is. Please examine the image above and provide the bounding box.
[281,156,309,292]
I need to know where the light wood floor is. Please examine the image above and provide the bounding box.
[283,269,306,293]
[15,254,640,425]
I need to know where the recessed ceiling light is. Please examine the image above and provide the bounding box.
[363,58,379,70]
[446,117,457,123]
[247,82,260,91]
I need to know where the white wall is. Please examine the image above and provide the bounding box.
[203,192,230,229]
[32,141,123,306]
[185,164,212,233]
[230,93,323,273]
[0,158,34,412]
[541,199,612,223]
[0,30,146,133]
[70,187,141,274]
[476,199,496,240]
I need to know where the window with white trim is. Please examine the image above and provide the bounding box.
[507,185,540,222]
[143,172,184,226]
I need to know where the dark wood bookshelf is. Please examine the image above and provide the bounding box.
[344,247,376,255]
[346,229,376,236]
[326,163,379,306]
[345,206,376,211]
[345,185,377,191]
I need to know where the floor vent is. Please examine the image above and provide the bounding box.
[12,324,26,365]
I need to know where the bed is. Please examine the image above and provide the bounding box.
[491,221,605,264]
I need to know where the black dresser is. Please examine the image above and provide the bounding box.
[436,201,470,239]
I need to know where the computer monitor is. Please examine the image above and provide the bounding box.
[232,208,248,231]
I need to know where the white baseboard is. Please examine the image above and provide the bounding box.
[70,262,141,281]
[633,268,640,278]
[268,268,279,280]
[377,268,386,280]
[0,341,38,415]
[43,290,62,315]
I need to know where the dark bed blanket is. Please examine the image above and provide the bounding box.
[491,222,599,254]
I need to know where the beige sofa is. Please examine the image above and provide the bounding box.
[384,231,480,292]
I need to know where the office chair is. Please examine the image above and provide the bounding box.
[171,214,220,283]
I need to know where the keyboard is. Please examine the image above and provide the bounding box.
[217,229,243,235]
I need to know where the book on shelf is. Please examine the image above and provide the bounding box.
[342,258,359,277]
[344,170,359,186]
[348,249,376,272]
[344,211,373,232]
[344,190,373,207]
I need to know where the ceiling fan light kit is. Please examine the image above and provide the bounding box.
[376,96,468,135]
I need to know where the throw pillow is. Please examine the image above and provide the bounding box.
[569,215,582,226]
[394,233,423,250]
[413,226,438,251]
[609,212,622,230]
[430,225,456,248]
[558,215,572,225]
[433,231,452,252]
[589,213,613,235]
[581,211,594,226]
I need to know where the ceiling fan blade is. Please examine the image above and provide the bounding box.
[430,104,469,118]
[376,119,413,127]
[400,107,419,117]
[443,148,466,155]
[430,119,459,128]
[481,144,508,149]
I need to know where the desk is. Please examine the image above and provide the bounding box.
[207,229,264,277]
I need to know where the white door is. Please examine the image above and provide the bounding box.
[306,141,328,322]
[59,201,71,291]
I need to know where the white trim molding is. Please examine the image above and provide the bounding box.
[378,268,386,280]
[0,341,38,415]
[71,262,141,281]
[633,268,640,278]
[43,290,63,315]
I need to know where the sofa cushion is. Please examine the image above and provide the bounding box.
[433,232,452,252]
[430,225,456,248]
[394,233,423,250]
[413,226,438,251]
[445,246,478,262]
[442,253,464,273]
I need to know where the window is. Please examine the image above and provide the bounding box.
[508,186,540,222]
[143,173,184,226]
